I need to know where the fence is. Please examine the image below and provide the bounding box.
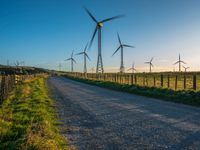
[0,74,36,104]
[64,72,200,91]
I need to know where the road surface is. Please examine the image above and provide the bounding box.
[48,76,200,150]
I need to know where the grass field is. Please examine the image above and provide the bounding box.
[0,77,70,149]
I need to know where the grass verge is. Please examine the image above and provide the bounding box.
[0,77,70,150]
[63,75,200,107]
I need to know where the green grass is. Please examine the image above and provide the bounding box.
[64,75,200,107]
[0,77,70,150]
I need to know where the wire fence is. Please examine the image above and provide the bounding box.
[64,72,200,91]
[0,74,40,104]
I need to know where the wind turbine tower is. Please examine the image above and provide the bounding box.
[76,43,91,73]
[84,7,124,73]
[65,51,76,72]
[183,66,189,72]
[127,62,136,73]
[58,63,62,71]
[112,33,135,73]
[145,57,154,73]
[173,54,186,72]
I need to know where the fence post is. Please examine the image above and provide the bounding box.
[175,75,178,90]
[183,75,186,90]
[143,75,145,86]
[193,75,197,91]
[146,76,148,86]
[134,75,137,84]
[153,76,156,87]
[167,74,170,88]
[0,76,5,104]
[131,74,134,85]
[161,74,163,87]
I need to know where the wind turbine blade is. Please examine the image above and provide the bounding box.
[89,27,98,49]
[180,61,186,64]
[150,57,154,62]
[84,43,88,52]
[117,32,122,45]
[101,14,125,23]
[71,50,74,58]
[72,58,76,63]
[76,52,84,55]
[173,61,179,65]
[127,68,132,71]
[85,53,91,61]
[145,62,150,64]
[123,44,135,48]
[84,7,98,23]
[112,46,121,56]
[151,63,154,67]
[65,58,71,61]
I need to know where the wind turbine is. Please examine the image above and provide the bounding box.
[173,54,186,72]
[183,66,189,72]
[7,60,10,66]
[112,33,135,73]
[58,63,62,71]
[145,57,154,73]
[20,61,25,66]
[76,43,91,73]
[65,51,76,72]
[15,61,20,67]
[84,7,124,73]
[127,62,136,73]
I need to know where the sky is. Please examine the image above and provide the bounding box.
[1,0,200,72]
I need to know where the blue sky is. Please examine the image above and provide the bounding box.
[1,0,200,72]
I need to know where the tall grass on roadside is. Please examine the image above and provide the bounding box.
[0,77,70,149]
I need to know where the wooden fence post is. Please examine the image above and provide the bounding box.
[153,76,156,87]
[183,75,186,90]
[175,75,178,90]
[161,74,163,87]
[131,74,134,85]
[143,75,145,86]
[193,75,197,91]
[0,76,5,104]
[146,76,148,86]
[135,75,137,84]
[167,74,170,88]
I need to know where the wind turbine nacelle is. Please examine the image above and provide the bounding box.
[98,22,103,27]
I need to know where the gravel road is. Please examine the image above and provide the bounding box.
[47,76,200,150]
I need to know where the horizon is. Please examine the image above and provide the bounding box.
[1,0,200,73]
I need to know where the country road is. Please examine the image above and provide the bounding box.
[47,76,200,150]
